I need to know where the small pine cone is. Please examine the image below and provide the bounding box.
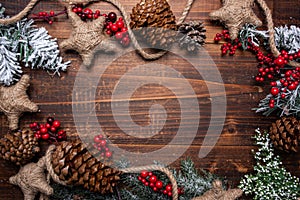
[178,21,206,52]
[269,116,300,152]
[130,0,178,49]
[0,129,40,165]
[51,140,121,194]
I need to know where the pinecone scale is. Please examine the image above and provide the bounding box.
[269,116,300,152]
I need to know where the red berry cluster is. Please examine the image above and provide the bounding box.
[93,134,113,159]
[31,8,67,24]
[30,117,67,141]
[214,30,242,56]
[138,171,184,197]
[71,4,130,47]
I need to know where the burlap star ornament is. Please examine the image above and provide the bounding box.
[209,0,262,39]
[0,75,38,130]
[60,5,116,67]
[192,180,243,200]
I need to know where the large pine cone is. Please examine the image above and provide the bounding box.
[51,140,121,194]
[178,21,206,52]
[130,0,177,49]
[269,116,300,152]
[0,129,40,165]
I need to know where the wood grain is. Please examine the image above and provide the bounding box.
[0,0,299,199]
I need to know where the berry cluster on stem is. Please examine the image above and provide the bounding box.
[31,8,67,24]
[138,170,184,197]
[93,134,113,160]
[30,117,67,142]
[71,4,130,47]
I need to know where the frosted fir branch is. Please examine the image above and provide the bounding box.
[275,25,300,54]
[254,84,300,117]
[0,4,70,85]
[240,24,300,54]
[0,37,22,85]
[239,129,300,200]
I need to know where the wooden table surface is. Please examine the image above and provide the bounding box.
[0,0,299,199]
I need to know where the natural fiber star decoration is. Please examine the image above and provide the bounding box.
[60,5,116,67]
[209,0,262,39]
[0,75,38,130]
[192,180,243,200]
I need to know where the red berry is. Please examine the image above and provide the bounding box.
[269,103,274,108]
[288,83,297,90]
[270,82,277,87]
[144,182,149,186]
[153,187,158,192]
[149,175,157,183]
[275,57,285,66]
[94,14,99,19]
[95,10,100,15]
[40,124,45,129]
[149,182,155,188]
[281,94,286,99]
[42,133,50,140]
[121,27,128,32]
[155,180,163,189]
[34,133,41,139]
[121,37,130,47]
[115,32,123,40]
[105,151,112,158]
[52,120,61,128]
[138,176,142,181]
[141,179,146,184]
[111,24,118,32]
[40,127,48,134]
[45,123,51,129]
[106,30,112,36]
[72,7,78,13]
[83,8,92,15]
[270,87,279,96]
[49,11,55,16]
[116,20,124,29]
[77,7,82,13]
[94,135,102,143]
[165,184,172,191]
[58,130,66,135]
[108,12,117,23]
[50,126,56,133]
[163,190,167,195]
[100,140,107,146]
[47,117,54,124]
[167,191,172,197]
[140,171,149,178]
[87,14,93,19]
[148,172,153,176]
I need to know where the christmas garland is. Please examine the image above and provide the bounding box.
[0,0,299,199]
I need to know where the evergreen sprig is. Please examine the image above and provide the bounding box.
[239,129,300,200]
[0,4,70,86]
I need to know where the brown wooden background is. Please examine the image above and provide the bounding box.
[0,0,299,199]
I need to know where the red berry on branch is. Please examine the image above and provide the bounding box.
[138,176,142,181]
[42,133,50,140]
[274,57,285,66]
[148,172,153,176]
[269,103,274,108]
[165,184,172,191]
[100,139,107,146]
[281,93,286,99]
[94,135,102,143]
[149,182,155,188]
[167,191,172,197]
[116,20,124,29]
[115,32,123,40]
[163,190,167,195]
[50,126,56,133]
[105,151,112,158]
[40,127,48,134]
[108,12,117,23]
[111,24,118,32]
[149,175,157,183]
[52,120,61,128]
[270,87,279,96]
[288,83,297,90]
[140,170,149,178]
[45,123,51,129]
[153,187,158,192]
[34,133,41,139]
[49,11,55,16]
[155,180,163,189]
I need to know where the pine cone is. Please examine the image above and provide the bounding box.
[269,116,300,152]
[51,140,121,194]
[178,21,206,52]
[130,0,177,49]
[0,129,40,165]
